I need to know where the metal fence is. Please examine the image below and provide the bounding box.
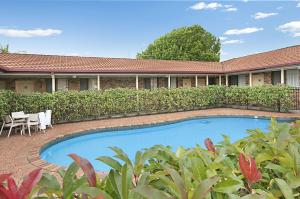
[291,87,300,110]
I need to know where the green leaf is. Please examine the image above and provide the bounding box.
[275,178,294,199]
[192,176,220,199]
[97,156,122,171]
[134,185,170,199]
[213,178,242,194]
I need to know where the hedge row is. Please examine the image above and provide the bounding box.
[0,85,293,123]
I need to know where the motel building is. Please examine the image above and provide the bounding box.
[0,45,300,94]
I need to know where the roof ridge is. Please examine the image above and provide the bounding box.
[1,52,219,64]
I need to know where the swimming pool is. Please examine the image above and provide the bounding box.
[40,116,290,171]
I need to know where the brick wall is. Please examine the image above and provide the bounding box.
[198,77,206,86]
[264,72,272,84]
[68,79,80,91]
[177,77,196,87]
[100,77,136,90]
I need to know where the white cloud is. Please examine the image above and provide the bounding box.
[0,28,62,38]
[190,2,222,10]
[253,12,278,19]
[224,5,232,8]
[219,36,227,41]
[222,39,243,45]
[224,27,263,35]
[297,2,300,7]
[294,32,300,37]
[225,7,238,12]
[276,6,283,10]
[190,2,237,12]
[278,21,300,37]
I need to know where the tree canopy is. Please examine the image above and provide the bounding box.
[137,25,221,62]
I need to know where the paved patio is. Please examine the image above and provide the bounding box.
[1,108,299,182]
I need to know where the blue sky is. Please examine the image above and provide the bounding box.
[0,0,299,61]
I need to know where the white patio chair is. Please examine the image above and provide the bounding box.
[45,110,53,128]
[27,114,39,136]
[11,111,26,122]
[0,115,24,138]
[38,112,46,133]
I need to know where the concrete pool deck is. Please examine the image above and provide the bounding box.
[1,108,299,181]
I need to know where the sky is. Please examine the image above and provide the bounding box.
[0,0,299,61]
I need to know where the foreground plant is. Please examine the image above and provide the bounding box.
[0,168,42,199]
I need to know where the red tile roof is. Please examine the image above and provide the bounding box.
[0,53,223,74]
[223,45,300,73]
[0,45,299,74]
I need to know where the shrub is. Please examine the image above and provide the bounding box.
[0,85,293,123]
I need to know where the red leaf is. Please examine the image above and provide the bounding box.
[0,187,12,199]
[204,138,216,153]
[0,174,11,185]
[69,154,97,187]
[7,178,18,199]
[18,168,42,199]
[249,156,262,184]
[239,153,261,185]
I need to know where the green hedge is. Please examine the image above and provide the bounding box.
[0,85,293,123]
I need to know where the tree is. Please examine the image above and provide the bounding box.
[137,25,220,62]
[0,44,9,53]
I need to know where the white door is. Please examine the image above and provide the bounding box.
[238,75,246,86]
[286,69,299,87]
[88,79,97,90]
[57,79,68,91]
[151,77,157,89]
[171,77,177,88]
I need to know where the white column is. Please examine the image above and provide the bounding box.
[168,75,171,89]
[195,75,198,87]
[206,75,209,86]
[281,68,285,84]
[51,73,55,93]
[97,75,100,90]
[136,75,139,90]
[226,75,228,86]
[249,72,253,87]
[219,75,222,86]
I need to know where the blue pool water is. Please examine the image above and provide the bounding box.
[40,116,287,171]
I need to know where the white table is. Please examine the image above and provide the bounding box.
[12,114,29,135]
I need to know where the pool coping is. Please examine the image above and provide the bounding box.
[32,113,298,173]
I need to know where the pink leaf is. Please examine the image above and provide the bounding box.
[69,154,97,187]
[7,178,18,199]
[18,168,43,199]
[0,174,11,185]
[239,153,261,185]
[204,138,216,153]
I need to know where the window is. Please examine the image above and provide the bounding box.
[229,75,238,86]
[57,79,68,91]
[286,69,299,87]
[45,79,52,93]
[144,78,151,89]
[272,71,281,85]
[80,79,89,91]
[238,75,246,86]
